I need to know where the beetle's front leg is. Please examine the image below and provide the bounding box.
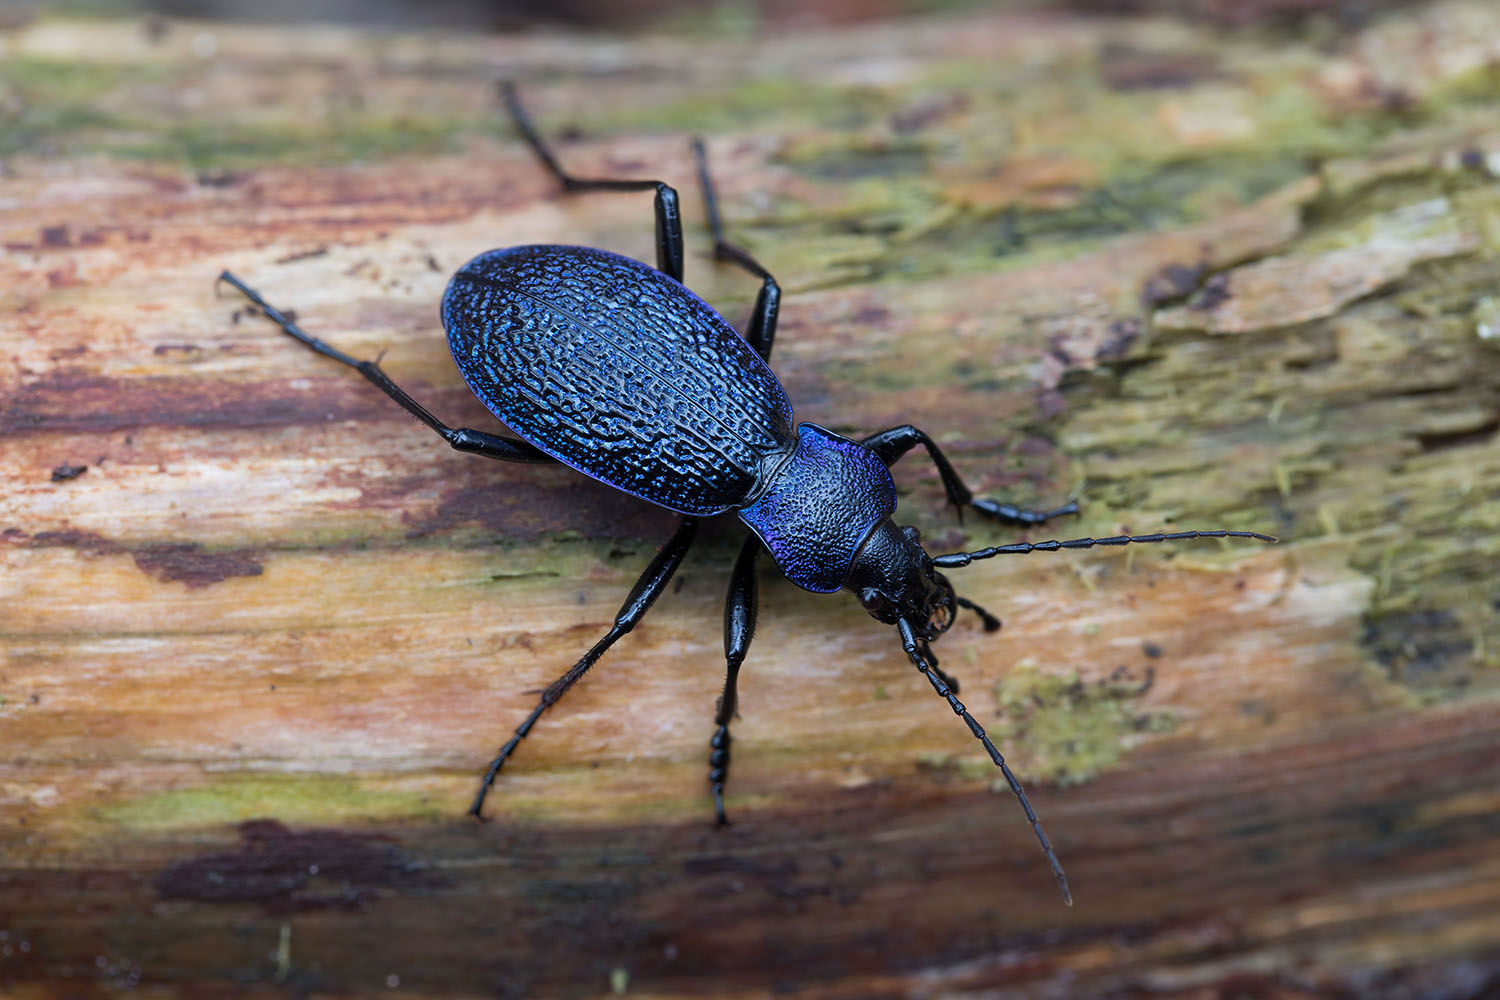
[861,425,1079,526]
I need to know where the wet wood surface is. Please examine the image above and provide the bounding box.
[2,4,1499,997]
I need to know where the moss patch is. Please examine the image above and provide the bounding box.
[0,57,145,158]
[99,774,447,831]
[587,76,883,137]
[992,660,1172,787]
[0,55,485,168]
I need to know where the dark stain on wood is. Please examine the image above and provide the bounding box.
[26,529,263,587]
[1099,44,1227,92]
[5,710,1478,996]
[1096,318,1142,359]
[39,225,70,248]
[1188,272,1234,312]
[130,543,264,588]
[402,477,680,542]
[1140,261,1209,307]
[30,528,124,553]
[155,819,444,914]
[1,370,452,436]
[1361,609,1475,694]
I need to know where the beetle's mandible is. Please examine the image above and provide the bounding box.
[220,82,1275,905]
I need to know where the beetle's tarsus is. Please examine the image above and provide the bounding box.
[712,786,730,827]
[971,497,1081,526]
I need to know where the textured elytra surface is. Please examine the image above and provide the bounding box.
[441,245,795,515]
[739,423,897,593]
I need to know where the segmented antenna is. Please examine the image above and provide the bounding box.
[897,618,1072,905]
[934,529,1277,568]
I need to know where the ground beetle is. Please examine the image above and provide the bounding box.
[220,83,1275,904]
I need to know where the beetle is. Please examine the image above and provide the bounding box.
[220,82,1274,904]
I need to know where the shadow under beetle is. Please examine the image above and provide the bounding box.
[221,82,1275,905]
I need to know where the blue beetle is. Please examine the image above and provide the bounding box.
[221,83,1273,904]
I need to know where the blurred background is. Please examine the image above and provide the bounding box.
[0,0,1440,31]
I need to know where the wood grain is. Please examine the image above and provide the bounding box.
[3,4,1499,996]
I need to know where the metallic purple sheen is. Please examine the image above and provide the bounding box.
[441,245,796,515]
[737,423,897,593]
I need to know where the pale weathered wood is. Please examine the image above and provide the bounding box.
[2,5,1499,997]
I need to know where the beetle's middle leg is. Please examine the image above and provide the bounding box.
[862,425,1079,526]
[500,81,686,283]
[691,138,780,364]
[471,517,699,818]
[711,534,761,825]
[219,272,555,465]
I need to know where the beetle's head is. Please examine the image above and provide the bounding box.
[846,519,955,640]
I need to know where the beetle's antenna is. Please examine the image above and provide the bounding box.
[897,618,1072,905]
[933,529,1276,568]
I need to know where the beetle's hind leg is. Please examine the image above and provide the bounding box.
[862,425,1079,526]
[711,535,761,825]
[471,518,698,818]
[500,82,779,361]
[691,138,780,364]
[219,272,554,465]
[499,81,686,284]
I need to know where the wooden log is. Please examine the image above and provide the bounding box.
[2,5,1499,996]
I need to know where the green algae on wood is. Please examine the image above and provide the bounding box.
[992,660,1173,788]
[99,774,452,832]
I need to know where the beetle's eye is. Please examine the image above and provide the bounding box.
[858,588,888,612]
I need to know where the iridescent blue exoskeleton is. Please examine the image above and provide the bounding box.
[221,83,1274,905]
